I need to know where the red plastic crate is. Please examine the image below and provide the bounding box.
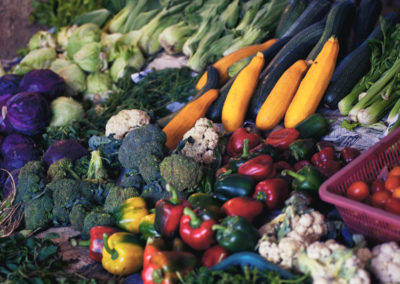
[319,127,400,242]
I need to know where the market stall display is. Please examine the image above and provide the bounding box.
[0,0,400,283]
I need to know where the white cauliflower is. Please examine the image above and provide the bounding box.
[181,118,219,164]
[297,239,370,284]
[370,242,400,283]
[105,109,150,139]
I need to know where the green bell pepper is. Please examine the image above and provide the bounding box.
[289,139,316,161]
[282,165,325,191]
[295,113,330,140]
[188,193,222,219]
[214,174,256,202]
[212,216,260,252]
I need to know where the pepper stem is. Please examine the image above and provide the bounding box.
[102,233,119,260]
[212,225,227,231]
[281,170,306,183]
[77,240,91,247]
[184,207,202,228]
[166,184,181,205]
[242,139,250,158]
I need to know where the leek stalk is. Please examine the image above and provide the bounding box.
[387,98,400,124]
[357,91,400,125]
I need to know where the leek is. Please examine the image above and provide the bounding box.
[235,0,264,31]
[219,0,240,29]
[122,0,161,32]
[349,58,400,121]
[250,0,289,31]
[158,22,195,55]
[387,98,400,124]
[357,91,400,125]
[182,17,212,57]
[386,115,400,134]
[107,0,136,33]
[72,8,111,27]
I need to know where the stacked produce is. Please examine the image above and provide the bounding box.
[0,0,400,283]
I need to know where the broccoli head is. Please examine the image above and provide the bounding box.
[52,206,70,226]
[138,154,162,184]
[47,158,81,182]
[73,155,90,179]
[15,161,47,203]
[104,184,139,213]
[117,168,144,189]
[82,208,115,240]
[160,154,203,191]
[24,193,53,230]
[118,124,166,170]
[70,203,92,231]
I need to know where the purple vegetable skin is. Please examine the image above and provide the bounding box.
[1,143,41,172]
[18,69,65,101]
[1,133,36,156]
[0,74,22,95]
[43,139,89,166]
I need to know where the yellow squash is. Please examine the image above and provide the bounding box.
[256,60,309,130]
[284,37,339,128]
[196,39,277,90]
[163,89,218,150]
[222,52,265,132]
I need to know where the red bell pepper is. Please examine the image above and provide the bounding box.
[227,127,261,156]
[179,207,216,251]
[77,226,120,262]
[142,237,166,284]
[265,128,299,149]
[154,184,191,239]
[311,146,336,166]
[253,178,289,210]
[221,196,263,222]
[311,146,341,178]
[238,155,274,181]
[201,245,228,267]
[341,147,361,164]
[273,161,292,172]
[315,160,342,178]
[293,160,311,172]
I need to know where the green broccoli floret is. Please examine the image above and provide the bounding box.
[74,155,90,179]
[15,161,47,203]
[118,169,144,189]
[24,193,53,230]
[118,124,166,184]
[52,206,70,226]
[82,208,115,240]
[70,203,92,231]
[104,184,139,213]
[160,154,203,191]
[47,158,81,182]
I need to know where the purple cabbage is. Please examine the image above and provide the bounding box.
[1,143,41,172]
[1,133,36,157]
[3,92,51,136]
[0,74,22,95]
[43,139,89,166]
[0,93,13,133]
[18,69,66,101]
[3,168,20,198]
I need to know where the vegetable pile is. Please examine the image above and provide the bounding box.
[1,0,400,283]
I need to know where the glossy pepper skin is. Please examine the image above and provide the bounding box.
[289,139,316,161]
[139,213,160,239]
[253,178,290,210]
[250,143,279,161]
[179,207,216,251]
[154,185,191,238]
[227,127,261,156]
[212,216,260,253]
[79,226,120,262]
[214,173,256,202]
[102,232,144,275]
[295,113,329,140]
[221,197,263,222]
[311,146,341,178]
[282,166,325,191]
[187,193,222,220]
[144,251,197,284]
[341,147,360,164]
[238,154,274,181]
[265,128,299,149]
[201,245,228,267]
[228,139,254,172]
[115,197,148,234]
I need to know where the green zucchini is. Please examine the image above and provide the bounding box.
[350,0,382,50]
[307,0,356,61]
[206,76,235,123]
[282,0,331,38]
[248,21,325,120]
[275,0,308,38]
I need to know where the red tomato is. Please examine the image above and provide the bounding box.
[385,176,400,192]
[385,197,400,215]
[388,166,400,178]
[265,128,299,149]
[371,179,385,193]
[346,181,370,201]
[371,190,391,209]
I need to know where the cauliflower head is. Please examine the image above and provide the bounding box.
[181,118,219,164]
[370,242,400,284]
[105,109,150,139]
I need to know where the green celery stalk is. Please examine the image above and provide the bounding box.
[182,17,212,57]
[235,0,264,31]
[222,26,263,56]
[387,98,400,124]
[357,91,400,125]
[158,22,195,55]
[107,0,136,33]
[250,0,289,31]
[219,0,240,29]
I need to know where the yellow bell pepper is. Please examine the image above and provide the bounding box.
[115,197,148,234]
[102,232,144,275]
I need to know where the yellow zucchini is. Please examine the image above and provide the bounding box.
[163,89,218,150]
[284,37,339,128]
[256,59,309,130]
[196,39,277,90]
[222,52,265,132]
